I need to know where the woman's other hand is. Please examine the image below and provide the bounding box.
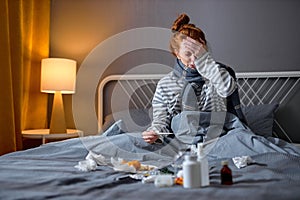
[142,130,159,144]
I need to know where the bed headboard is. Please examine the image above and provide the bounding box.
[98,71,300,143]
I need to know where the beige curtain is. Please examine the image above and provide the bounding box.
[0,0,50,155]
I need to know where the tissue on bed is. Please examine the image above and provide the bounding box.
[75,151,107,172]
[86,151,107,165]
[232,156,254,169]
[74,159,97,172]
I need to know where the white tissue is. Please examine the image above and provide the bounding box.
[86,151,107,165]
[74,159,97,172]
[232,156,254,169]
[74,151,107,172]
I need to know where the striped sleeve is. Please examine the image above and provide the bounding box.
[147,79,172,133]
[194,52,236,97]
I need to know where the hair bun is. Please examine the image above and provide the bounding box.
[171,13,190,31]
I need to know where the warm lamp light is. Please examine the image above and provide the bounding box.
[41,58,76,134]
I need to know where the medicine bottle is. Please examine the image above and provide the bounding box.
[183,155,201,188]
[197,143,210,187]
[220,160,233,185]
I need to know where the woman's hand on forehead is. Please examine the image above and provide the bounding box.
[183,37,207,59]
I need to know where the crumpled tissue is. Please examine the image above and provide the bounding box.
[74,151,107,172]
[232,156,254,169]
[86,151,107,165]
[110,157,137,173]
[74,159,97,172]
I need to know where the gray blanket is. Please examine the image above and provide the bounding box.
[1,112,300,200]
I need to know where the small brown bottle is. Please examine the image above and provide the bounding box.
[220,160,233,185]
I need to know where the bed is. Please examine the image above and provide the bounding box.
[1,71,300,200]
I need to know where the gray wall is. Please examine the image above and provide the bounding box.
[50,0,300,134]
[51,0,300,72]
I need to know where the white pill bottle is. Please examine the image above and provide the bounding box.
[183,155,201,188]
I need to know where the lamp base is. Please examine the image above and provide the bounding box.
[49,91,67,134]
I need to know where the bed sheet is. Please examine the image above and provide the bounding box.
[1,113,300,200]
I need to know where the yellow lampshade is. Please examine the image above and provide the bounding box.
[41,58,76,94]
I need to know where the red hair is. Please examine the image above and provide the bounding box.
[170,13,206,56]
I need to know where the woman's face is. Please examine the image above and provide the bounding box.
[176,46,197,68]
[175,39,207,69]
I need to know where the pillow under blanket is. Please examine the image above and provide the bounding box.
[242,103,279,137]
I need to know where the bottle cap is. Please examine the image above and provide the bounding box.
[197,142,204,157]
[221,160,229,165]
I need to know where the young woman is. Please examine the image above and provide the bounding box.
[143,13,246,144]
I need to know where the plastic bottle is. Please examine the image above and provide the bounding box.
[154,175,174,187]
[197,143,210,187]
[183,155,201,188]
[220,160,233,185]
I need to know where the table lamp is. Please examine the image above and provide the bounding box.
[41,58,76,134]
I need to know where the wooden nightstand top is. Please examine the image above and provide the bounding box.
[22,129,84,144]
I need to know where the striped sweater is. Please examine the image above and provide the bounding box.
[148,52,237,133]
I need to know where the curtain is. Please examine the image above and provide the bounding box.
[0,0,50,155]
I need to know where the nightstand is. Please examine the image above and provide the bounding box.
[22,129,84,144]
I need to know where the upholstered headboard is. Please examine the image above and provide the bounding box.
[98,71,300,143]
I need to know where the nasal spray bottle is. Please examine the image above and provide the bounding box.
[197,142,210,187]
